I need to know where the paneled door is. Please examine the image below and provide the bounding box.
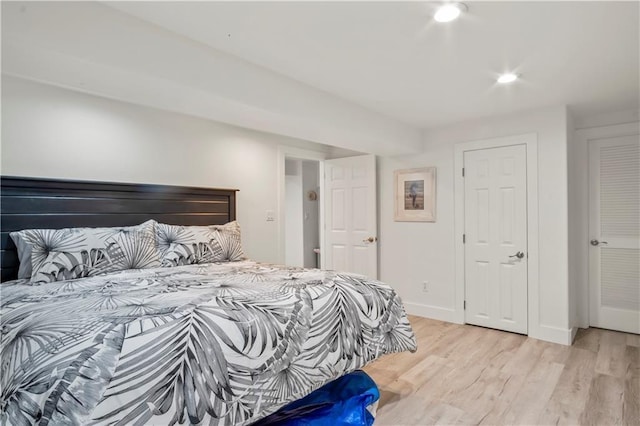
[464,144,528,334]
[324,154,377,278]
[589,135,640,334]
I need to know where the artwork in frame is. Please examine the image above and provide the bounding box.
[394,167,436,222]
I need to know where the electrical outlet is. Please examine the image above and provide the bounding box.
[422,281,429,292]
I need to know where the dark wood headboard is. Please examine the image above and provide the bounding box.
[1,176,238,282]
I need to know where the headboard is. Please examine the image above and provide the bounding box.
[0,176,238,282]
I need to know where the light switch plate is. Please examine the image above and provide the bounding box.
[266,210,275,221]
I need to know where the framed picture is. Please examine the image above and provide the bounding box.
[394,167,436,222]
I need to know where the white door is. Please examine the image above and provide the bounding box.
[589,135,640,334]
[464,145,528,334]
[324,154,378,278]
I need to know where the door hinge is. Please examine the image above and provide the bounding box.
[464,300,466,310]
[462,167,465,177]
[463,234,466,244]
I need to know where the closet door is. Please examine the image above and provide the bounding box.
[589,135,640,334]
[464,144,528,334]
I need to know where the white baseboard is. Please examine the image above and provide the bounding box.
[531,324,574,345]
[403,302,456,323]
[570,326,579,343]
[405,304,575,346]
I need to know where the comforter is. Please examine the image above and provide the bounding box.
[1,261,416,425]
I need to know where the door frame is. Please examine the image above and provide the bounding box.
[575,122,640,329]
[454,133,539,336]
[277,146,327,267]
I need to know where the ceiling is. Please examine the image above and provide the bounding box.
[108,1,639,128]
[2,1,638,150]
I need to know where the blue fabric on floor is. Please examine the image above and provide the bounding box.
[253,370,380,426]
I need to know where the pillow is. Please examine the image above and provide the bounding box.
[211,221,244,262]
[156,221,244,267]
[10,220,161,283]
[11,234,34,280]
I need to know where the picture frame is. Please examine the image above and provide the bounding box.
[394,167,436,222]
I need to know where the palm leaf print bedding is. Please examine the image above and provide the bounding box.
[1,261,416,425]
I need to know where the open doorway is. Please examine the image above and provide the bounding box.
[277,145,368,270]
[284,158,320,268]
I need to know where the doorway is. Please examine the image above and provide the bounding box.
[277,147,378,275]
[284,158,320,268]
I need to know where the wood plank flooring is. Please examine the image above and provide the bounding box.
[364,316,639,425]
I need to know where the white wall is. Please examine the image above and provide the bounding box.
[567,109,581,335]
[379,105,571,344]
[0,75,340,263]
[574,109,640,130]
[2,1,422,157]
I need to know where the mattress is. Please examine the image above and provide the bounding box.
[1,260,416,425]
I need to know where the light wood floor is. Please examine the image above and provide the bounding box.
[364,316,639,426]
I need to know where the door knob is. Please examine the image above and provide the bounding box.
[363,237,378,243]
[509,251,525,259]
[590,239,608,246]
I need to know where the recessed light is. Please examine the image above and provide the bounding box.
[497,73,519,84]
[434,3,467,23]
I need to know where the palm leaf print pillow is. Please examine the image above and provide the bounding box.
[212,221,245,261]
[11,220,161,283]
[156,221,245,266]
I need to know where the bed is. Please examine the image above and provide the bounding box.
[0,176,417,425]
